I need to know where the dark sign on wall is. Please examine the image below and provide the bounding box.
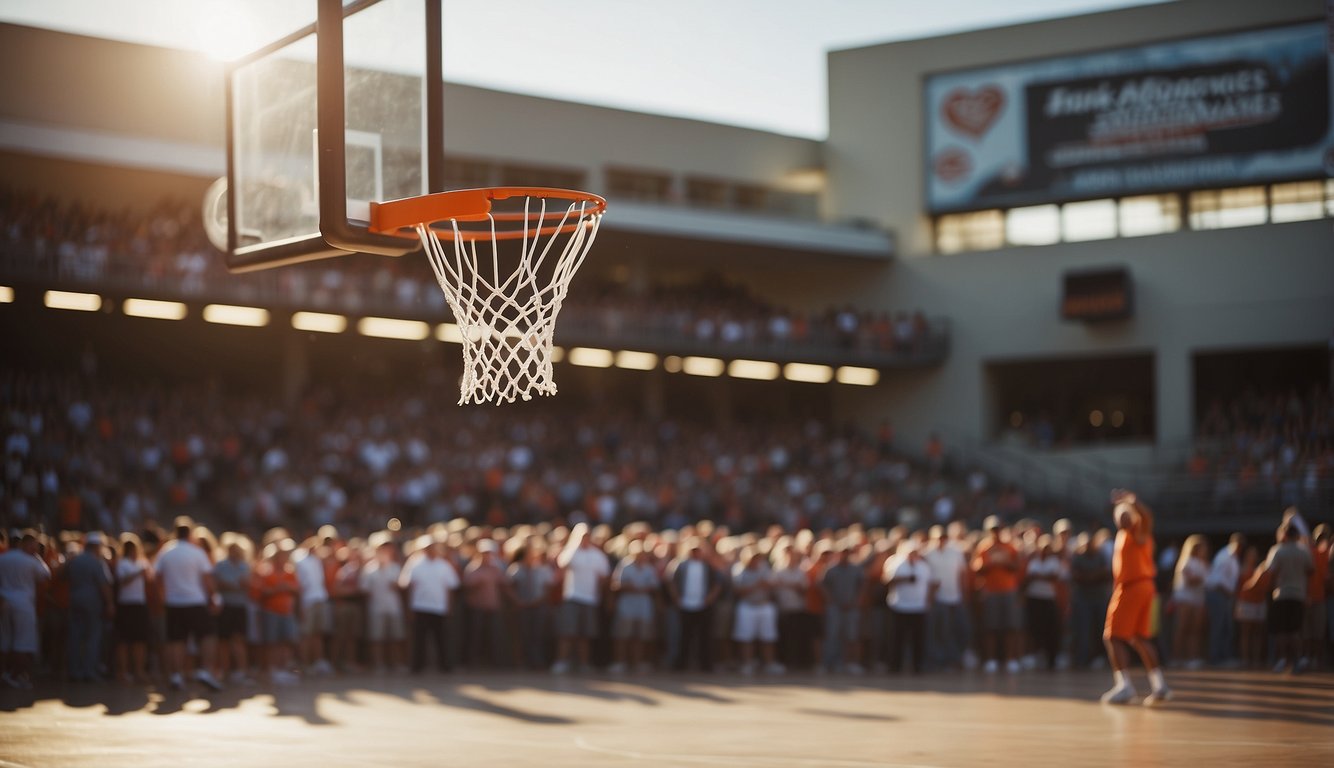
[924,21,1334,214]
[1062,266,1133,323]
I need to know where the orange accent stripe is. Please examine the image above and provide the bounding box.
[369,187,606,243]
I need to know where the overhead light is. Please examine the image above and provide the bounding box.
[44,290,101,312]
[836,366,879,386]
[784,362,833,383]
[569,347,614,368]
[436,323,462,344]
[357,316,430,340]
[123,298,187,320]
[663,355,683,373]
[728,359,780,380]
[683,356,725,377]
[436,322,489,344]
[551,346,565,363]
[780,167,827,194]
[0,286,13,303]
[614,350,658,370]
[292,311,347,333]
[203,303,269,327]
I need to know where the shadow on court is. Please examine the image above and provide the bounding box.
[0,668,1330,730]
[1162,671,1334,728]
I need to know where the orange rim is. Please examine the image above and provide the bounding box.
[369,186,606,243]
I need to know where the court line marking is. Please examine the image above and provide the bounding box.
[572,737,940,768]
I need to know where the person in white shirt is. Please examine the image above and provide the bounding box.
[883,541,933,674]
[1023,535,1066,670]
[295,543,333,676]
[154,517,222,691]
[1171,535,1210,670]
[0,530,52,689]
[398,535,460,673]
[923,526,970,669]
[731,547,783,676]
[551,523,611,674]
[359,539,406,672]
[113,535,153,683]
[1205,533,1244,666]
[771,545,813,671]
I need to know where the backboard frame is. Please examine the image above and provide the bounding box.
[223,0,445,273]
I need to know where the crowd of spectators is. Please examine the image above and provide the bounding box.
[2,498,1327,693]
[1,366,1017,545]
[566,279,934,357]
[1154,512,1330,677]
[0,189,940,359]
[1186,387,1334,516]
[3,368,1330,691]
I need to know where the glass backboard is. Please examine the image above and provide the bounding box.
[220,0,438,272]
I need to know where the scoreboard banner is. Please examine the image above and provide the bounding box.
[924,21,1334,214]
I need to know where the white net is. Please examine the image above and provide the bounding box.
[416,195,602,405]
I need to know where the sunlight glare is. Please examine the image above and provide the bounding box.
[191,2,259,61]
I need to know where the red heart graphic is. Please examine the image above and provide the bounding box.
[942,85,1005,140]
[933,148,971,184]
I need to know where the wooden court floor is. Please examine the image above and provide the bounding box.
[1,669,1330,767]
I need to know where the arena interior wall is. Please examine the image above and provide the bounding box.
[824,0,1334,456]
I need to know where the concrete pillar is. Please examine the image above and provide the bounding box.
[1154,343,1192,456]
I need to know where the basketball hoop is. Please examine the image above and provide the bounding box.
[369,187,605,405]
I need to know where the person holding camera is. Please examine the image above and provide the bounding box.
[883,540,933,675]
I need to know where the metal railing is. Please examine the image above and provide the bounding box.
[934,431,1333,534]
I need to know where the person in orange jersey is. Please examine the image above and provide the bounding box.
[1101,489,1172,706]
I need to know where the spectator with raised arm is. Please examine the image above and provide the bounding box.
[551,523,610,674]
[1245,516,1313,674]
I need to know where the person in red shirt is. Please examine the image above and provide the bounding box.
[970,516,1023,674]
[1101,490,1171,706]
[252,540,301,685]
[1235,546,1268,669]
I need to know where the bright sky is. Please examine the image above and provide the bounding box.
[1,0,1172,137]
